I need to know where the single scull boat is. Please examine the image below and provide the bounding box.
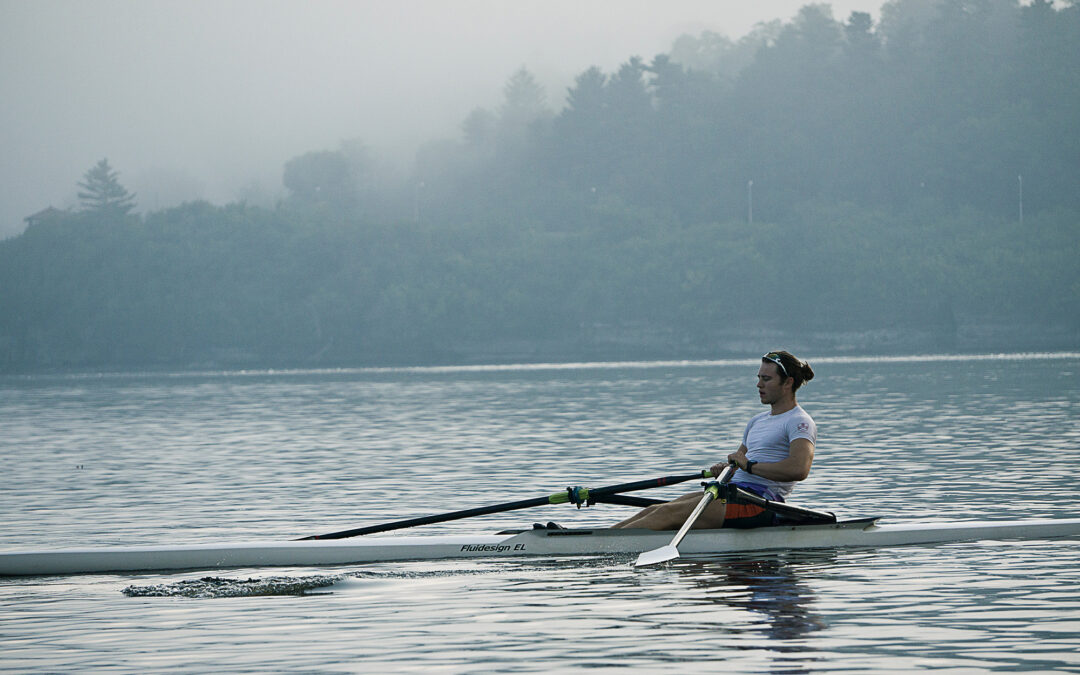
[3,517,1080,577]
[4,468,1079,576]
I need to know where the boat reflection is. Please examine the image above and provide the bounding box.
[668,551,834,672]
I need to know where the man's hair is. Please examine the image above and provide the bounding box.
[762,350,815,391]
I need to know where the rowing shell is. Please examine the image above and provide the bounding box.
[3,517,1080,577]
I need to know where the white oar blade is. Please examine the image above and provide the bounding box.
[634,544,680,567]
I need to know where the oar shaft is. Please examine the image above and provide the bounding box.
[667,485,720,550]
[579,472,713,502]
[591,494,665,508]
[634,463,735,567]
[299,495,555,540]
[300,470,713,540]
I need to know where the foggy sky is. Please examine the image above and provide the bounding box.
[0,0,884,238]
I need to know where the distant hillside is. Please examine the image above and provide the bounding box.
[1,0,1077,370]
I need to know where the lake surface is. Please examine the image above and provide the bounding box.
[2,354,1079,672]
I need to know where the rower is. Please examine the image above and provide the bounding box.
[613,350,816,531]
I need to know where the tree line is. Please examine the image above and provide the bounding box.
[1,0,1077,370]
[414,0,1079,228]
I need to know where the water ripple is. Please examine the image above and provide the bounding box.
[2,355,1079,672]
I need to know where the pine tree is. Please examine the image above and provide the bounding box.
[78,158,136,215]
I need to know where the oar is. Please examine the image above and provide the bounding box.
[634,463,735,567]
[298,470,715,540]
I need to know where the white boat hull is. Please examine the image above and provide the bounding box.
[3,517,1079,577]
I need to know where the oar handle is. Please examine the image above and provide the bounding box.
[722,461,738,483]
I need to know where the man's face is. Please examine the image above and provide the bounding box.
[757,362,789,405]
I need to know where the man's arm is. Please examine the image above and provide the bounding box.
[736,439,814,482]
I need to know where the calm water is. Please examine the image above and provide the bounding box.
[2,354,1079,672]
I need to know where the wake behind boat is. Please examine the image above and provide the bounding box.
[3,468,1080,576]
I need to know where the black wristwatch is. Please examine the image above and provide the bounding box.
[745,460,757,475]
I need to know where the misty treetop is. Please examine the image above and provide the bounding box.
[78,158,137,216]
[1,0,1077,370]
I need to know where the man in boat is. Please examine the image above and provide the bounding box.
[612,350,816,530]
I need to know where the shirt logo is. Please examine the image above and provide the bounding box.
[796,422,810,432]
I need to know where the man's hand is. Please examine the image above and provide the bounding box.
[715,445,748,475]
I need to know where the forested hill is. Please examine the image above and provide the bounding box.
[2,0,1078,371]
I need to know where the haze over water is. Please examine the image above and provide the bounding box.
[2,354,1078,671]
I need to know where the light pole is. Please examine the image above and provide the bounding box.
[1018,174,1023,226]
[748,179,753,225]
